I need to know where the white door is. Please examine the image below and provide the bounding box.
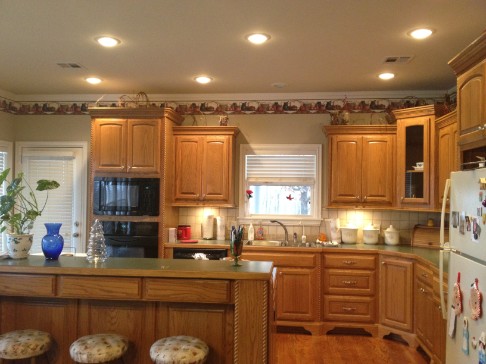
[15,142,88,254]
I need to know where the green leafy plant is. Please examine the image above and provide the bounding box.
[0,168,60,234]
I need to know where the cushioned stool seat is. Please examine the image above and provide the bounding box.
[69,333,128,364]
[0,329,52,361]
[150,336,208,364]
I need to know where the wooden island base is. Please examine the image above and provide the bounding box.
[0,257,273,364]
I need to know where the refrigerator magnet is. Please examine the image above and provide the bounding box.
[463,317,469,355]
[453,272,463,315]
[480,332,486,364]
[470,278,482,320]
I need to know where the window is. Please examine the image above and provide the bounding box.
[0,141,13,251]
[239,144,322,225]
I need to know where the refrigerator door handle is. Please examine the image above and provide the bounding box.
[440,178,451,249]
[439,250,448,319]
[439,178,450,320]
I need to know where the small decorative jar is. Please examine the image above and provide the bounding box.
[384,225,400,246]
[41,223,64,260]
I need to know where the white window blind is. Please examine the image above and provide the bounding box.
[246,154,316,181]
[22,153,74,254]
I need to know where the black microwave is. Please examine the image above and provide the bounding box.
[93,177,159,216]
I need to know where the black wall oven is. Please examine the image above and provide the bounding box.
[101,221,158,258]
[93,177,159,216]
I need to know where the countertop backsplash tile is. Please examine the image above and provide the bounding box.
[175,207,441,245]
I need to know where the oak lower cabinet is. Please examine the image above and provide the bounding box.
[322,253,377,335]
[378,255,415,345]
[241,250,321,334]
[92,118,160,173]
[323,125,396,208]
[173,126,239,207]
[415,263,447,364]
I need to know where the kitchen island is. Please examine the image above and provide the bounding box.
[0,256,273,364]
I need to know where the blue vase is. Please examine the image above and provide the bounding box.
[41,223,64,260]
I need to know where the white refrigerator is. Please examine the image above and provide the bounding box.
[442,168,486,364]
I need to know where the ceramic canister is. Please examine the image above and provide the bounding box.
[340,224,358,244]
[363,224,379,244]
[384,225,400,245]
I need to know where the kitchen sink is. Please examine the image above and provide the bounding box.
[246,240,283,247]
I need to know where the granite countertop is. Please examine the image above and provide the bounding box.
[0,255,273,280]
[165,240,448,272]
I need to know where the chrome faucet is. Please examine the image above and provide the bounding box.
[270,220,289,246]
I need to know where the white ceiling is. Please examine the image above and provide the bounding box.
[0,0,485,98]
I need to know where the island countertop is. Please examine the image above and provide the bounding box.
[0,255,273,280]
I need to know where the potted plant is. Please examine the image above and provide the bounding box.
[0,168,60,259]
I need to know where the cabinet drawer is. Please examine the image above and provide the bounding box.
[324,269,376,295]
[0,274,56,297]
[144,278,231,303]
[416,264,434,285]
[323,295,376,323]
[324,254,376,270]
[242,252,317,268]
[58,276,142,299]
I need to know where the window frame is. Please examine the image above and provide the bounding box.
[239,144,322,226]
[0,140,13,251]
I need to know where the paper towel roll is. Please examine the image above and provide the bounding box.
[216,216,226,240]
[202,215,214,239]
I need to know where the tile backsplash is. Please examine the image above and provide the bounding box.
[176,207,442,245]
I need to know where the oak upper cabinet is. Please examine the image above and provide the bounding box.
[323,125,396,208]
[92,118,160,174]
[436,111,458,208]
[449,31,486,159]
[379,255,414,333]
[173,126,239,207]
[394,105,435,209]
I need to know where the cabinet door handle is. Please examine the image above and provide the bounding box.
[421,273,429,278]
[200,194,206,200]
[381,261,386,265]
[342,306,356,312]
[363,196,367,201]
[401,196,404,202]
[342,260,357,265]
[342,280,357,286]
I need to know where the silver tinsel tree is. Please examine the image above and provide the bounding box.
[86,219,107,263]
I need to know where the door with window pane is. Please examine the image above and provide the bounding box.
[16,144,86,254]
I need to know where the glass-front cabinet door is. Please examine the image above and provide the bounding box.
[395,106,435,209]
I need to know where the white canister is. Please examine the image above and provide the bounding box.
[384,225,400,245]
[168,228,177,243]
[340,224,358,244]
[202,215,214,239]
[363,224,380,244]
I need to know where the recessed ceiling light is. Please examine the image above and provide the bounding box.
[246,33,271,45]
[86,77,102,85]
[379,73,395,80]
[95,36,121,47]
[408,28,434,40]
[194,76,213,84]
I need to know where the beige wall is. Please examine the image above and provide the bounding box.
[13,114,91,142]
[0,112,15,141]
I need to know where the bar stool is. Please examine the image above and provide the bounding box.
[69,333,128,364]
[0,329,52,363]
[150,335,209,364]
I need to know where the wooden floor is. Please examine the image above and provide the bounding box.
[272,332,429,364]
